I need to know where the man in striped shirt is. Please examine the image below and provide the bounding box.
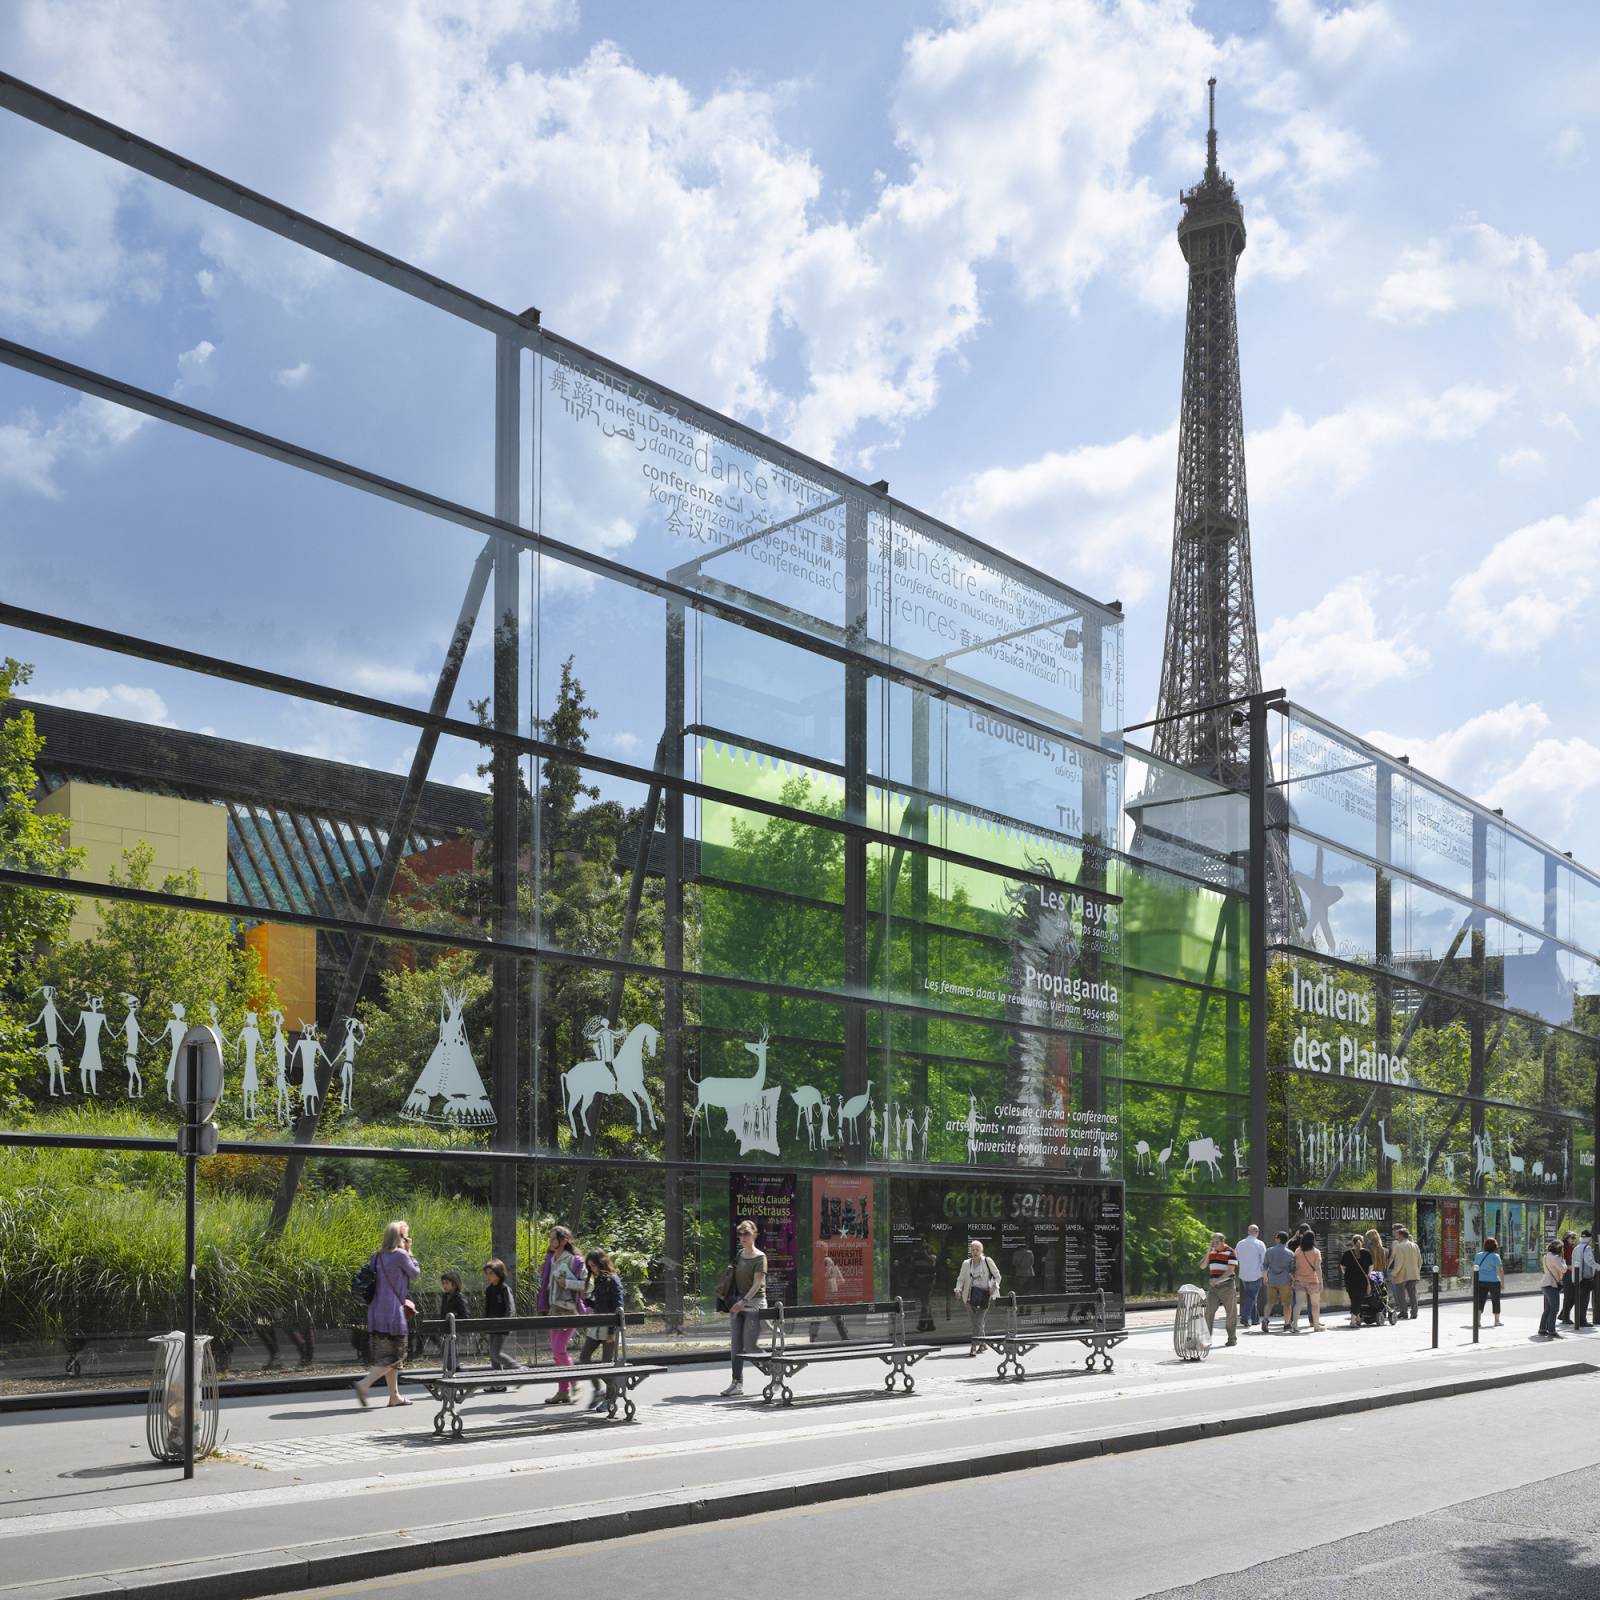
[1204,1232,1239,1347]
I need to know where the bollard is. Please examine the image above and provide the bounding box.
[1472,1268,1480,1345]
[1431,1270,1439,1350]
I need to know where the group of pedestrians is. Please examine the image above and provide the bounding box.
[353,1218,630,1412]
[1532,1229,1598,1338]
[1203,1220,1427,1341]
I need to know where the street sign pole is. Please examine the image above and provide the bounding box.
[183,1040,198,1482]
[172,1025,221,1481]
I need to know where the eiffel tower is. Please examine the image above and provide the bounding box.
[1152,77,1260,787]
[1130,80,1286,901]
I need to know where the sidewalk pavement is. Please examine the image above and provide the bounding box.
[2,1293,1593,1600]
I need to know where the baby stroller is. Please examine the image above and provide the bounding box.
[1358,1271,1397,1327]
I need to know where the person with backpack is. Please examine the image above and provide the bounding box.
[955,1239,1001,1353]
[577,1250,624,1412]
[353,1219,419,1408]
[536,1224,586,1405]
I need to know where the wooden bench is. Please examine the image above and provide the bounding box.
[405,1311,667,1436]
[748,1299,937,1405]
[975,1291,1127,1380]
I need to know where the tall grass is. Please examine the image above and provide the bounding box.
[1,1107,666,1346]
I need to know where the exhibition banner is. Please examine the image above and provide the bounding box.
[730,1171,797,1305]
[813,1175,874,1303]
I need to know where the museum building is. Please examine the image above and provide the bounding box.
[0,76,1595,1381]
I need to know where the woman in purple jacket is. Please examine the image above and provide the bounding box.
[354,1219,420,1408]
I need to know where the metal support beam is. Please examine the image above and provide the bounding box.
[663,603,687,1329]
[490,334,522,1280]
[1247,690,1284,1225]
[841,494,871,1162]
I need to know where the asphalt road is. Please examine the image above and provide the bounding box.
[283,1373,1600,1600]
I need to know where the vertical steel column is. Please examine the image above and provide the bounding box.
[491,332,521,1279]
[663,601,686,1329]
[1375,764,1394,1195]
[841,494,870,1159]
[1079,612,1106,1132]
[908,689,930,1119]
[1468,815,1488,1195]
[181,1042,198,1482]
[1247,691,1277,1226]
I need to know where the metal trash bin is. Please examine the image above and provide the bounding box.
[1173,1283,1210,1362]
[146,1332,219,1464]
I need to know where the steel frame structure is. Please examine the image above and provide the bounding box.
[0,72,1126,1309]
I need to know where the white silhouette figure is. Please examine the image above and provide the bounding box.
[332,1017,366,1113]
[965,1093,979,1164]
[902,1106,914,1160]
[867,1101,877,1154]
[1473,1132,1496,1181]
[839,1089,871,1142]
[889,1102,900,1157]
[162,1002,189,1100]
[31,987,68,1096]
[918,1106,931,1160]
[293,1023,327,1115]
[686,1029,772,1155]
[1506,1137,1525,1180]
[1182,1137,1224,1180]
[791,1085,825,1140]
[76,996,107,1094]
[235,1010,264,1119]
[1378,1119,1403,1173]
[1442,1152,1457,1184]
[736,1085,782,1157]
[1134,1139,1152,1174]
[1232,1136,1246,1179]
[818,1090,833,1150]
[119,995,146,1097]
[402,988,496,1126]
[1156,1141,1173,1177]
[561,1020,660,1136]
[268,1010,292,1124]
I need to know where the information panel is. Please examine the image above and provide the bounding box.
[889,1175,1124,1328]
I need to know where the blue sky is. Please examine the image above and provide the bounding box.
[1,0,1598,862]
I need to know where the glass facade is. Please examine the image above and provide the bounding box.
[0,90,1129,1387]
[1267,704,1599,1294]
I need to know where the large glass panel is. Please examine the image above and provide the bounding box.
[1119,858,1246,991]
[0,123,498,507]
[0,380,509,723]
[1121,971,1247,1095]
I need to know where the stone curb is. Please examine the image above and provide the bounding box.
[7,1358,1592,1600]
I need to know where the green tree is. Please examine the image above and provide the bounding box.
[0,660,80,1115]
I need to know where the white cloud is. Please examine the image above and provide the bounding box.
[1485,737,1600,834]
[1365,701,1551,790]
[1374,222,1600,391]
[1259,577,1426,697]
[1497,446,1544,475]
[1551,124,1586,168]
[30,683,173,724]
[949,383,1509,604]
[945,424,1177,603]
[348,661,434,698]
[1249,383,1511,504]
[274,361,313,389]
[173,338,216,395]
[1365,700,1600,841]
[1447,496,1600,655]
[604,730,643,757]
[1272,0,1402,73]
[0,394,148,498]
[1,0,1376,465]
